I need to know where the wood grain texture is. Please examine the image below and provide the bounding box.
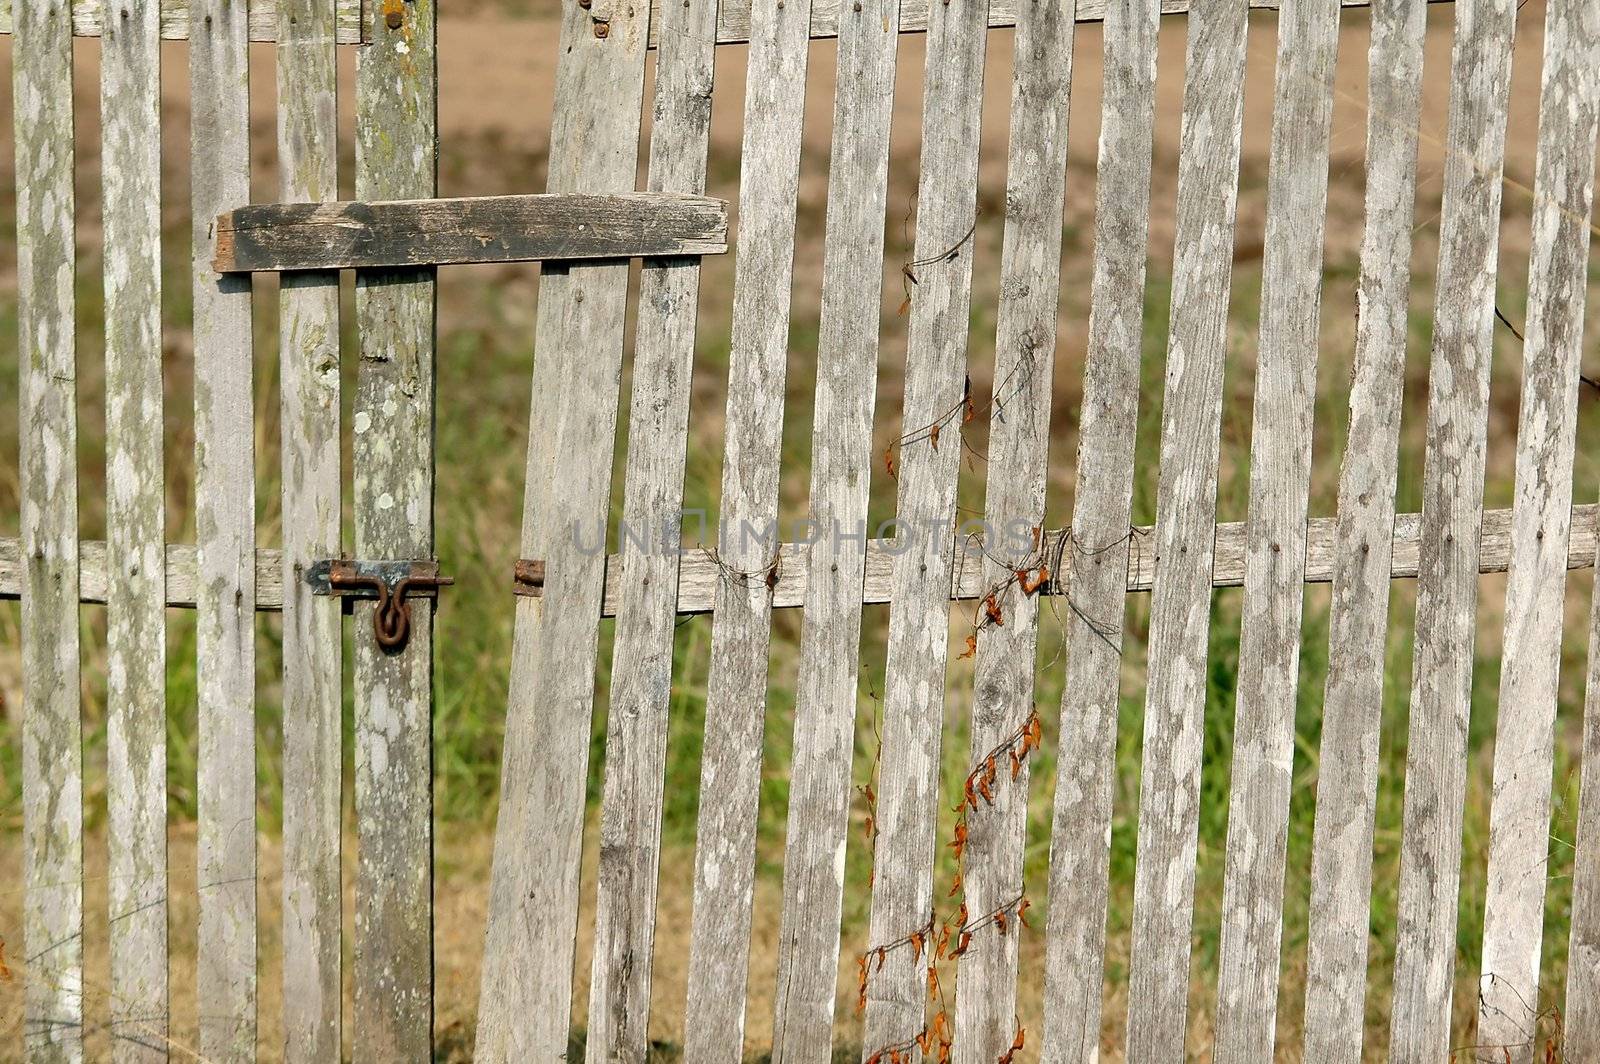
[1211,0,1339,1056]
[1124,0,1250,1055]
[277,0,343,1058]
[1039,0,1150,1059]
[1476,0,1600,1056]
[0,0,366,41]
[1386,0,1516,1057]
[583,0,716,1055]
[679,0,814,1051]
[4,504,1596,615]
[657,0,1445,45]
[472,0,649,1056]
[862,0,988,1056]
[945,0,1068,1060]
[352,0,437,1057]
[767,0,898,1058]
[1300,0,1427,1057]
[15,0,83,1058]
[1568,522,1600,1057]
[213,192,727,272]
[190,0,257,1056]
[102,1,169,1057]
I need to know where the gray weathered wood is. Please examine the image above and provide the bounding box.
[0,0,366,42]
[657,0,1446,45]
[1476,1,1600,1056]
[1124,0,1251,1054]
[767,0,899,1058]
[1386,0,1516,1057]
[1212,0,1339,1056]
[862,0,988,1056]
[278,0,343,1058]
[679,0,814,1051]
[1300,0,1427,1057]
[213,192,728,272]
[15,0,83,1058]
[1039,0,1150,1058]
[472,0,649,1057]
[1569,520,1600,1059]
[4,503,1596,615]
[102,1,168,1057]
[352,0,437,1057]
[583,0,716,1055]
[190,0,257,1056]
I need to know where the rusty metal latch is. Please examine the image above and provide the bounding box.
[511,559,546,598]
[308,558,453,651]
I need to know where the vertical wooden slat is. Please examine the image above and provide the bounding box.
[944,0,1064,1059]
[190,0,256,1055]
[583,0,716,1054]
[768,0,899,1057]
[1385,0,1516,1056]
[1039,0,1152,1058]
[1211,0,1340,1056]
[1300,0,1427,1057]
[1569,538,1600,1056]
[103,0,168,1057]
[861,0,988,1056]
[680,0,813,1052]
[351,0,437,1057]
[1123,0,1250,1055]
[15,0,82,1059]
[1476,0,1600,1055]
[278,0,343,1057]
[472,0,649,1057]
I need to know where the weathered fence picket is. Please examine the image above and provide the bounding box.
[277,0,344,1056]
[1124,0,1251,1054]
[1572,538,1600,1054]
[768,0,899,1057]
[1477,0,1600,1055]
[1387,0,1518,1057]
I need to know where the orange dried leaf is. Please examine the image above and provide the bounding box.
[996,909,1009,935]
[1017,896,1031,928]
[951,931,973,958]
[930,422,942,450]
[1010,750,1022,780]
[959,632,978,660]
[911,931,925,963]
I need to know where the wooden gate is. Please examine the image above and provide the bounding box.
[2,0,1598,1061]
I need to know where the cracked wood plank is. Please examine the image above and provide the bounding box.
[15,0,83,1058]
[351,0,437,1057]
[1300,0,1428,1057]
[472,0,650,1056]
[1123,0,1251,1054]
[277,0,343,1058]
[1476,0,1600,1057]
[213,192,728,272]
[0,0,366,41]
[103,0,169,1057]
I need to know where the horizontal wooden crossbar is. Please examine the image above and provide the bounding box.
[3,503,1592,614]
[0,0,1450,46]
[212,193,729,272]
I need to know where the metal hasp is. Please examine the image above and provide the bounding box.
[307,558,453,651]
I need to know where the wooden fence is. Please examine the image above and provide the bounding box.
[2,0,1599,1061]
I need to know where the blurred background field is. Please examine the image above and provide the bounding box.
[0,1,1598,1059]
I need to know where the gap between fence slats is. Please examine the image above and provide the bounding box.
[583,0,717,1055]
[472,0,650,1056]
[1212,0,1340,1056]
[102,1,168,1057]
[679,0,814,1051]
[351,0,438,1057]
[769,1,899,1058]
[1476,1,1600,1057]
[1124,0,1251,1054]
[277,0,344,1057]
[190,0,258,1057]
[1386,0,1516,1057]
[1301,0,1428,1057]
[15,0,83,1058]
[860,0,988,1057]
[1041,0,1153,1058]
